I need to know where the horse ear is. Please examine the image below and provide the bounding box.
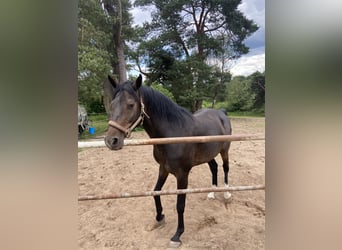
[108,75,118,89]
[133,74,142,90]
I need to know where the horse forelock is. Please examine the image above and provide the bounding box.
[113,81,139,101]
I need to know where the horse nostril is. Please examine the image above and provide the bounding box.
[112,137,118,146]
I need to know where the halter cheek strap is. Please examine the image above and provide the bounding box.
[108,99,149,138]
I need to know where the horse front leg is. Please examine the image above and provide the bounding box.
[148,165,169,231]
[169,171,189,248]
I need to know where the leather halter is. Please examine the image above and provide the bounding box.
[108,98,149,138]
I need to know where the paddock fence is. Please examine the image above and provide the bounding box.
[78,185,265,201]
[78,134,264,148]
[78,133,265,201]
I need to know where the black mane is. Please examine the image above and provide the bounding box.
[141,86,194,126]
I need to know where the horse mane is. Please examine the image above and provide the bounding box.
[141,86,194,126]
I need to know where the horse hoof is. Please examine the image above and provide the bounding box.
[169,240,182,248]
[224,191,232,200]
[146,217,165,231]
[207,192,215,199]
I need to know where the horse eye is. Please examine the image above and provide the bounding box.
[127,103,134,109]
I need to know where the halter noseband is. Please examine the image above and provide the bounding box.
[108,98,149,138]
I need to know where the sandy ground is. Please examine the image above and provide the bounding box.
[78,117,265,249]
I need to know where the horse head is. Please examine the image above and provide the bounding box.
[105,75,143,150]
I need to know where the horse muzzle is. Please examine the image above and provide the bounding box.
[104,135,124,150]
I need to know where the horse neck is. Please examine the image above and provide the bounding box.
[141,96,167,138]
[142,117,162,138]
[140,87,194,138]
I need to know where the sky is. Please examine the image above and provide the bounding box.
[230,0,265,77]
[130,0,265,77]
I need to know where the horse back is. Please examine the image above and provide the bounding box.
[193,109,231,136]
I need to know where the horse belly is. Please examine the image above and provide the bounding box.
[153,144,193,170]
[192,142,225,166]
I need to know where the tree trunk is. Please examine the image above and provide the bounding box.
[103,0,127,117]
[192,100,203,113]
[114,0,127,83]
[103,78,114,118]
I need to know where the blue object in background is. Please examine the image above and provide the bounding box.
[89,127,95,135]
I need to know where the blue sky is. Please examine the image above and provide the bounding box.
[130,0,265,77]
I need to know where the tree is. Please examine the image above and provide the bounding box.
[150,82,175,101]
[249,71,265,112]
[209,68,231,108]
[134,0,258,111]
[78,0,138,114]
[225,76,255,112]
[102,0,134,82]
[78,0,112,112]
[101,0,137,116]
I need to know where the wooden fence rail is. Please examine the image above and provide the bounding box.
[78,134,264,148]
[78,185,265,201]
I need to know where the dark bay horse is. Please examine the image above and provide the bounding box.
[105,75,232,247]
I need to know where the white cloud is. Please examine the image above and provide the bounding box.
[239,0,265,28]
[230,52,265,77]
[130,6,152,26]
[238,0,265,50]
[231,0,265,77]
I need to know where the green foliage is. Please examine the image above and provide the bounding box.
[78,45,111,110]
[222,72,265,114]
[226,76,255,111]
[249,71,265,112]
[88,99,106,113]
[77,0,263,116]
[133,0,258,111]
[135,0,258,58]
[150,82,175,101]
[78,0,139,114]
[202,100,213,108]
[78,0,112,113]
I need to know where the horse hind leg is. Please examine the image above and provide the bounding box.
[221,147,232,200]
[207,159,218,199]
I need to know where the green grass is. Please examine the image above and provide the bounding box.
[228,111,265,117]
[79,114,108,139]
